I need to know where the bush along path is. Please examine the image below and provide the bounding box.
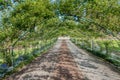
[6,38,120,80]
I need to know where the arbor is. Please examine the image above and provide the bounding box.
[0,0,120,78]
[55,0,120,34]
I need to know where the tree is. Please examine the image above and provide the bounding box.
[5,0,54,31]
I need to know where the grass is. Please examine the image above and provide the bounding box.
[97,40,120,53]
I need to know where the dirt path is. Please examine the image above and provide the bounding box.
[7,38,120,80]
[7,39,83,80]
[67,39,120,80]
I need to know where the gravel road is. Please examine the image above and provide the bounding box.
[7,38,120,80]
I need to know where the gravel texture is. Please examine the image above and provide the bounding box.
[7,38,120,80]
[67,39,120,80]
[7,39,83,80]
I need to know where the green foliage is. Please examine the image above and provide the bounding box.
[1,0,119,42]
[0,0,11,10]
[8,0,55,31]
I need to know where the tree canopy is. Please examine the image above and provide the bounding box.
[0,0,120,43]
